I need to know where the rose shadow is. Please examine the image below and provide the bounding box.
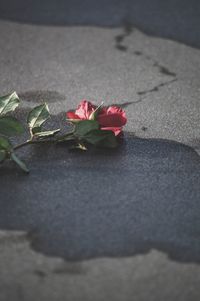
[0,129,200,263]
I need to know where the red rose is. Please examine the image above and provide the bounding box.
[66,100,127,136]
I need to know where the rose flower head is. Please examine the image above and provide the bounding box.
[66,100,127,136]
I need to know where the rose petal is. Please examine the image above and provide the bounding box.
[75,100,96,119]
[66,111,81,120]
[98,113,127,127]
[101,127,122,136]
[106,106,125,115]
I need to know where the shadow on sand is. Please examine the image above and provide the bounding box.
[0,111,200,263]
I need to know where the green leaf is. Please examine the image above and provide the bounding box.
[27,103,50,129]
[32,126,42,135]
[0,116,24,137]
[34,129,60,138]
[74,120,99,137]
[89,102,104,120]
[0,92,20,115]
[57,133,75,143]
[0,136,12,151]
[0,136,12,163]
[84,129,118,148]
[0,150,6,162]
[11,153,29,173]
[69,143,87,151]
